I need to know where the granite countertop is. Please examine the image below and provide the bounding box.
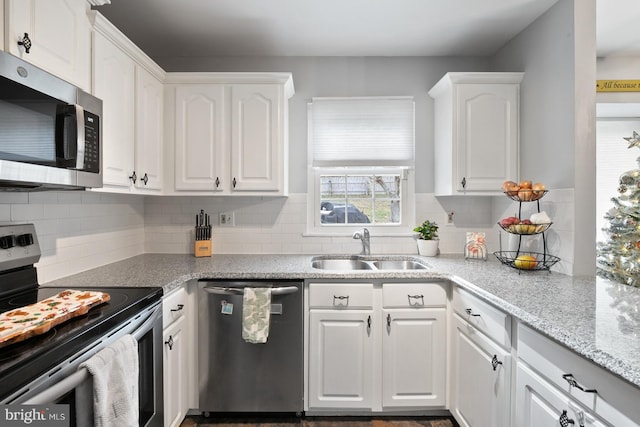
[43,253,640,390]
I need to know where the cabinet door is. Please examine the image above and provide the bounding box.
[93,31,135,188]
[163,315,188,427]
[450,314,511,427]
[516,363,607,427]
[308,310,374,409]
[455,83,519,192]
[382,308,446,408]
[6,0,90,90]
[135,67,163,192]
[174,85,227,191]
[230,84,283,192]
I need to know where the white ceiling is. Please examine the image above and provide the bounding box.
[95,0,638,60]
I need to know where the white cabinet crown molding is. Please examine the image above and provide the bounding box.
[165,72,295,98]
[89,11,165,82]
[86,0,110,5]
[428,72,525,97]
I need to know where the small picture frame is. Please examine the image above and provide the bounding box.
[465,232,487,260]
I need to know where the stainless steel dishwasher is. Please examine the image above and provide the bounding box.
[198,280,303,414]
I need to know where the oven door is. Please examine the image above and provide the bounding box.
[14,302,164,427]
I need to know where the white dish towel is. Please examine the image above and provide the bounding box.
[242,287,272,343]
[78,334,139,427]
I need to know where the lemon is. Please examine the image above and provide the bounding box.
[514,255,537,270]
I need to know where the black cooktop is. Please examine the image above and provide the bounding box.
[0,285,162,401]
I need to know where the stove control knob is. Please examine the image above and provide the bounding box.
[17,233,34,247]
[0,235,16,249]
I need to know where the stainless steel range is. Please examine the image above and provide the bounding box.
[0,224,163,427]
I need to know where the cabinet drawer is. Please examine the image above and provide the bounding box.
[382,282,447,308]
[452,286,510,348]
[308,283,374,309]
[163,286,187,328]
[518,324,640,427]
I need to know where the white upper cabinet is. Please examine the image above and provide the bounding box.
[230,84,284,192]
[173,84,227,192]
[135,66,164,191]
[166,73,294,196]
[90,12,165,193]
[429,72,523,195]
[92,28,136,188]
[5,0,91,90]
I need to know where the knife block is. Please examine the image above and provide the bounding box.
[194,239,212,257]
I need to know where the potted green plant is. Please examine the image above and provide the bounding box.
[414,220,439,256]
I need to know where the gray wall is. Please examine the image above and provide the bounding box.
[490,0,576,190]
[159,56,490,193]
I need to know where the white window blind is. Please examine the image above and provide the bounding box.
[309,97,414,166]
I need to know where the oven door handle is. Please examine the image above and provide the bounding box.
[203,286,299,296]
[24,369,90,405]
[132,304,162,340]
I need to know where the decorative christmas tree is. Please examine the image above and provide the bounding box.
[597,131,640,287]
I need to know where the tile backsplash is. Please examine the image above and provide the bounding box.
[144,190,575,274]
[0,189,574,282]
[0,191,145,283]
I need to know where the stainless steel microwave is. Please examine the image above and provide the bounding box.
[0,51,102,190]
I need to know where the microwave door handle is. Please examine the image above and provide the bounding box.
[74,104,85,170]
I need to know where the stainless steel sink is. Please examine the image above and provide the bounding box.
[372,260,429,270]
[311,256,430,271]
[311,258,375,270]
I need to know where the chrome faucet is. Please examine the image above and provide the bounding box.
[353,228,371,255]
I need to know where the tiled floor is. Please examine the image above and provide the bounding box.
[180,415,457,427]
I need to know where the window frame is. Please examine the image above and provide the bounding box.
[306,166,415,236]
[306,96,416,236]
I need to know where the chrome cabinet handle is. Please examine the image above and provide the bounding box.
[129,170,137,184]
[387,313,391,328]
[461,177,466,189]
[465,308,481,317]
[233,177,237,188]
[562,373,597,394]
[170,304,184,312]
[333,295,349,306]
[559,410,575,426]
[215,177,220,188]
[367,315,372,332]
[164,335,174,350]
[408,294,424,306]
[18,33,32,53]
[491,354,503,371]
[141,173,149,185]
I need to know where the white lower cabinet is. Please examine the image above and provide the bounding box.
[517,324,640,427]
[449,286,511,427]
[382,308,446,408]
[162,286,191,427]
[516,362,606,427]
[308,309,375,409]
[450,314,511,427]
[163,315,187,427]
[306,281,447,412]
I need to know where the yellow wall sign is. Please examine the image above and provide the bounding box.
[597,80,640,92]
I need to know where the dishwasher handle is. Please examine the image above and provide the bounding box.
[203,285,299,296]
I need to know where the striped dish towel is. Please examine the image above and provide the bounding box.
[242,287,271,343]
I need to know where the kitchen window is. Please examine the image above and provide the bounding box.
[307,97,415,235]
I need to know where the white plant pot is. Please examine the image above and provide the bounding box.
[417,239,439,256]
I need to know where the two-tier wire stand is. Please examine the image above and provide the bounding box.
[493,190,560,273]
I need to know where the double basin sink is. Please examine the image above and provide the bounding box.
[311,255,430,271]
